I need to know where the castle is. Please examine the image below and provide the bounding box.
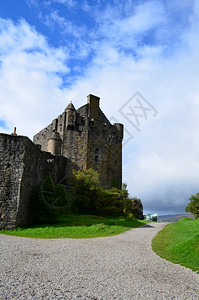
[33,94,123,188]
[0,94,123,229]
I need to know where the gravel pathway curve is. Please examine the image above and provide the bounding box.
[0,222,198,299]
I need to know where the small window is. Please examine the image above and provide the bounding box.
[95,148,99,163]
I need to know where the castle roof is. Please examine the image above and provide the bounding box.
[65,102,75,111]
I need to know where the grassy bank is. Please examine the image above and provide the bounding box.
[0,215,148,239]
[152,218,199,272]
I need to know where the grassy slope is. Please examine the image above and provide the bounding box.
[0,215,148,239]
[152,218,199,272]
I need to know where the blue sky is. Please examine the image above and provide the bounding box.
[0,0,199,214]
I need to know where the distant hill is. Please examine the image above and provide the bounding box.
[158,214,195,223]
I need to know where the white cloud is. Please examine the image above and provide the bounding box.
[44,10,86,39]
[167,0,194,10]
[1,0,199,214]
[93,0,166,48]
[26,0,76,8]
[0,18,69,137]
[120,1,166,34]
[44,11,91,58]
[47,0,76,6]
[60,0,199,214]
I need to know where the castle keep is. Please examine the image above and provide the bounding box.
[34,94,123,188]
[0,94,123,229]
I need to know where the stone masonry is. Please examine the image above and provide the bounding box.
[0,134,70,229]
[0,94,123,229]
[34,94,123,189]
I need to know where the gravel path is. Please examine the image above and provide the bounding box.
[0,222,198,300]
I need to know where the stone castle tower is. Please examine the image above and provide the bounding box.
[33,94,123,188]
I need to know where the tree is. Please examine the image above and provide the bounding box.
[72,169,144,218]
[72,168,100,190]
[185,193,199,218]
[72,168,100,213]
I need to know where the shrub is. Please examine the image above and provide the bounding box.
[29,170,144,224]
[123,198,144,219]
[29,185,57,224]
[29,176,74,224]
[95,188,125,216]
[72,168,143,218]
[72,168,100,190]
[72,168,101,213]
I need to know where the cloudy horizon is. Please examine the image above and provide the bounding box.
[0,0,199,215]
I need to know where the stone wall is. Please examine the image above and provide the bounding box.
[87,120,123,189]
[0,134,69,229]
[33,111,67,152]
[0,95,124,229]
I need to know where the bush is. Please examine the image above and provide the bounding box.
[72,168,100,213]
[123,198,144,219]
[95,188,126,216]
[29,176,74,224]
[29,185,58,224]
[72,168,100,190]
[72,168,143,218]
[29,170,143,224]
[186,193,199,218]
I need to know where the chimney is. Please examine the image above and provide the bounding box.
[11,127,17,136]
[87,94,100,120]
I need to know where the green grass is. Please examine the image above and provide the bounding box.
[152,218,199,272]
[0,214,148,239]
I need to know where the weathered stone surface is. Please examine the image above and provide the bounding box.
[0,94,123,229]
[33,94,123,189]
[0,134,69,229]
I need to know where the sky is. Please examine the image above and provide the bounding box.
[0,0,199,215]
